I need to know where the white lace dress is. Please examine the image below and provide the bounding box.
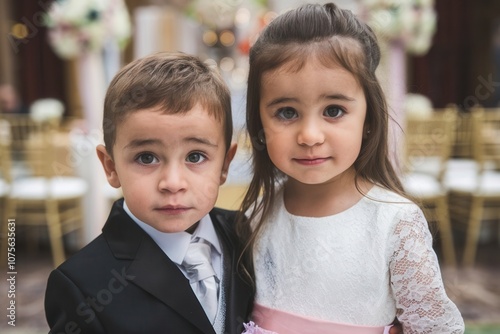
[252,185,464,334]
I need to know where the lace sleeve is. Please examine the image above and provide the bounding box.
[389,207,465,334]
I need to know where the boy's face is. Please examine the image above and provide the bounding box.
[97,105,236,233]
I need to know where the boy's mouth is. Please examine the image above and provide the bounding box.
[155,205,190,214]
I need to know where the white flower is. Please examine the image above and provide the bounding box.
[407,35,431,55]
[187,0,242,28]
[30,99,65,122]
[369,9,399,40]
[48,30,80,59]
[404,93,433,118]
[416,0,434,7]
[420,7,437,35]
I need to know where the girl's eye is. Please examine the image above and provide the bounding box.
[276,107,298,120]
[136,153,158,165]
[186,152,207,164]
[324,106,345,118]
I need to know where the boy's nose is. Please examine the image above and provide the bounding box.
[297,120,325,146]
[158,164,187,193]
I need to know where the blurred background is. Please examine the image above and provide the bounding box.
[0,0,499,333]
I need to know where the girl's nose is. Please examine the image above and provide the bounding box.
[158,164,187,193]
[297,120,325,146]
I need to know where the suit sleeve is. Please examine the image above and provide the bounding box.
[45,269,106,334]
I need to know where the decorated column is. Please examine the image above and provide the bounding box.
[360,0,437,173]
[45,0,131,243]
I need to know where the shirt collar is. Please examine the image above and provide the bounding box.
[193,214,222,256]
[123,201,221,265]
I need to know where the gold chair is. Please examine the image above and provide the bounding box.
[0,115,88,267]
[447,107,500,266]
[0,120,12,267]
[401,107,458,266]
[446,108,479,172]
[451,110,474,159]
[3,114,38,150]
[3,114,41,179]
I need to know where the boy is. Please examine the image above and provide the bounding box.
[44,52,253,334]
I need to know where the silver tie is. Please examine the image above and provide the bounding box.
[182,239,218,323]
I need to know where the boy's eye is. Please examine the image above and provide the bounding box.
[186,152,207,164]
[276,107,297,120]
[136,153,158,165]
[324,105,344,118]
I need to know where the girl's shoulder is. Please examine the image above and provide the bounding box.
[366,185,411,203]
[366,185,417,210]
[366,185,425,223]
[367,187,430,252]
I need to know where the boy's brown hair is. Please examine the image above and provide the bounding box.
[102,52,232,156]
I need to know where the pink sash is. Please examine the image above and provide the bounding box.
[251,303,393,334]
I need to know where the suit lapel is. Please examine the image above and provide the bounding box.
[211,209,254,334]
[103,200,216,334]
[126,240,215,334]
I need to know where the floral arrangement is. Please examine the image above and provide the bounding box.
[185,0,241,28]
[184,0,269,56]
[45,0,131,60]
[242,321,278,334]
[30,98,65,122]
[185,0,267,29]
[361,0,437,55]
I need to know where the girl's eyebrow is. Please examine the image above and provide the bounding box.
[323,93,356,102]
[265,97,297,108]
[265,93,355,108]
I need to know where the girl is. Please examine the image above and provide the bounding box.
[238,3,464,334]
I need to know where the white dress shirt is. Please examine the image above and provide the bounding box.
[123,201,222,279]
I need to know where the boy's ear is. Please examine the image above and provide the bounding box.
[96,144,121,188]
[220,142,237,185]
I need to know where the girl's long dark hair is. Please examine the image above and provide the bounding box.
[237,3,407,287]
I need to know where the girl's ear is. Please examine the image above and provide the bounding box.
[220,142,237,185]
[96,145,121,188]
[363,124,371,139]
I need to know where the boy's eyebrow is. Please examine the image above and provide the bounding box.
[185,136,218,148]
[265,93,355,107]
[124,138,161,149]
[123,137,218,149]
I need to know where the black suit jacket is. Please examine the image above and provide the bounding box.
[45,199,253,334]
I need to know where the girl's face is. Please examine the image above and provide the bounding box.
[259,58,367,186]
